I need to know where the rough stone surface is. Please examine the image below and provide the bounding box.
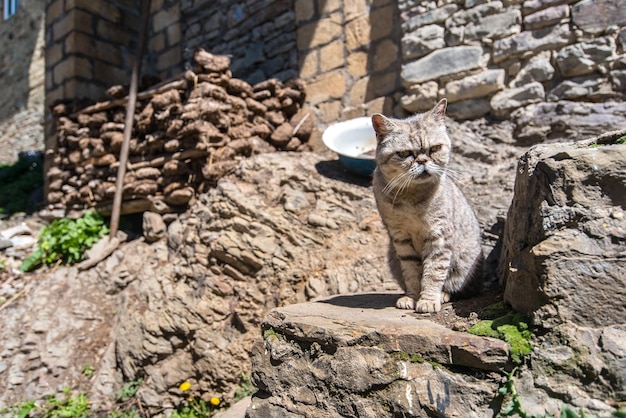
[445,69,505,103]
[499,130,626,328]
[490,82,545,117]
[248,294,506,418]
[511,101,626,143]
[401,46,484,85]
[571,0,626,34]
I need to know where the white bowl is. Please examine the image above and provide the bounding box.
[322,117,377,176]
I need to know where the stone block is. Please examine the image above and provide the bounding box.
[96,19,133,45]
[345,0,368,23]
[401,24,445,60]
[512,101,626,143]
[447,98,492,119]
[305,70,346,104]
[490,82,545,117]
[571,0,626,35]
[493,24,573,63]
[52,13,74,41]
[373,39,398,72]
[523,4,569,30]
[320,40,345,72]
[72,1,121,24]
[370,5,394,40]
[298,50,318,79]
[511,53,555,87]
[547,75,615,102]
[294,0,314,23]
[522,0,571,14]
[447,1,504,27]
[348,76,369,106]
[400,81,439,113]
[153,5,180,33]
[464,9,521,41]
[499,132,626,328]
[345,14,371,51]
[347,51,368,78]
[555,37,616,77]
[444,69,505,102]
[319,0,341,15]
[319,100,342,123]
[297,14,342,50]
[401,46,483,86]
[368,70,398,97]
[402,4,457,31]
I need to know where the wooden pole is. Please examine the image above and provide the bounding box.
[110,0,152,238]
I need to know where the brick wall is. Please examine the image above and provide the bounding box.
[45,0,142,109]
[0,0,45,164]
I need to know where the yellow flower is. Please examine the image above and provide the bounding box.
[179,381,191,392]
[210,397,220,406]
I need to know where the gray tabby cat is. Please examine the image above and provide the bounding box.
[371,99,483,313]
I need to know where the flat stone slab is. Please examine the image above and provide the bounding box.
[263,293,511,371]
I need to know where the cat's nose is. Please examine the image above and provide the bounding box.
[416,154,429,164]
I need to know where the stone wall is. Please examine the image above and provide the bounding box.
[397,0,626,142]
[43,0,404,143]
[45,0,142,109]
[0,0,45,164]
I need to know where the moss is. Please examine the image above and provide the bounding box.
[480,301,513,319]
[410,354,425,364]
[617,135,626,145]
[468,312,532,364]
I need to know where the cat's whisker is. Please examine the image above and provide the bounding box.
[443,167,466,184]
[383,172,409,195]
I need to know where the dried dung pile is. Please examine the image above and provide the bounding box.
[45,48,313,215]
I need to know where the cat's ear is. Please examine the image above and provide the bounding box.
[372,114,393,142]
[431,99,447,122]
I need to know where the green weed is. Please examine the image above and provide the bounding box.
[21,211,109,272]
[117,378,143,403]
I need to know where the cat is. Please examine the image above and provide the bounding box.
[371,99,484,313]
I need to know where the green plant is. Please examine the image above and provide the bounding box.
[172,398,214,418]
[0,399,38,418]
[21,211,109,272]
[234,372,256,402]
[173,381,221,418]
[469,311,533,364]
[43,387,91,418]
[0,153,44,215]
[81,363,96,378]
[117,378,144,402]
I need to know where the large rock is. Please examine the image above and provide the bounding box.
[512,100,626,143]
[499,130,626,328]
[248,294,507,418]
[401,46,484,86]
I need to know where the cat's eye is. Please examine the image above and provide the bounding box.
[397,150,411,158]
[430,144,443,153]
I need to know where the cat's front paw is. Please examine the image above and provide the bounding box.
[396,296,416,310]
[415,298,442,313]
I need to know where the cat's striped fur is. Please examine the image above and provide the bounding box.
[372,99,483,313]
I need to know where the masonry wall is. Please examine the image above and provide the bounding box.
[44,0,626,146]
[0,0,45,164]
[397,0,626,142]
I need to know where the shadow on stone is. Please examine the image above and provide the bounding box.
[315,160,373,187]
[318,292,400,309]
